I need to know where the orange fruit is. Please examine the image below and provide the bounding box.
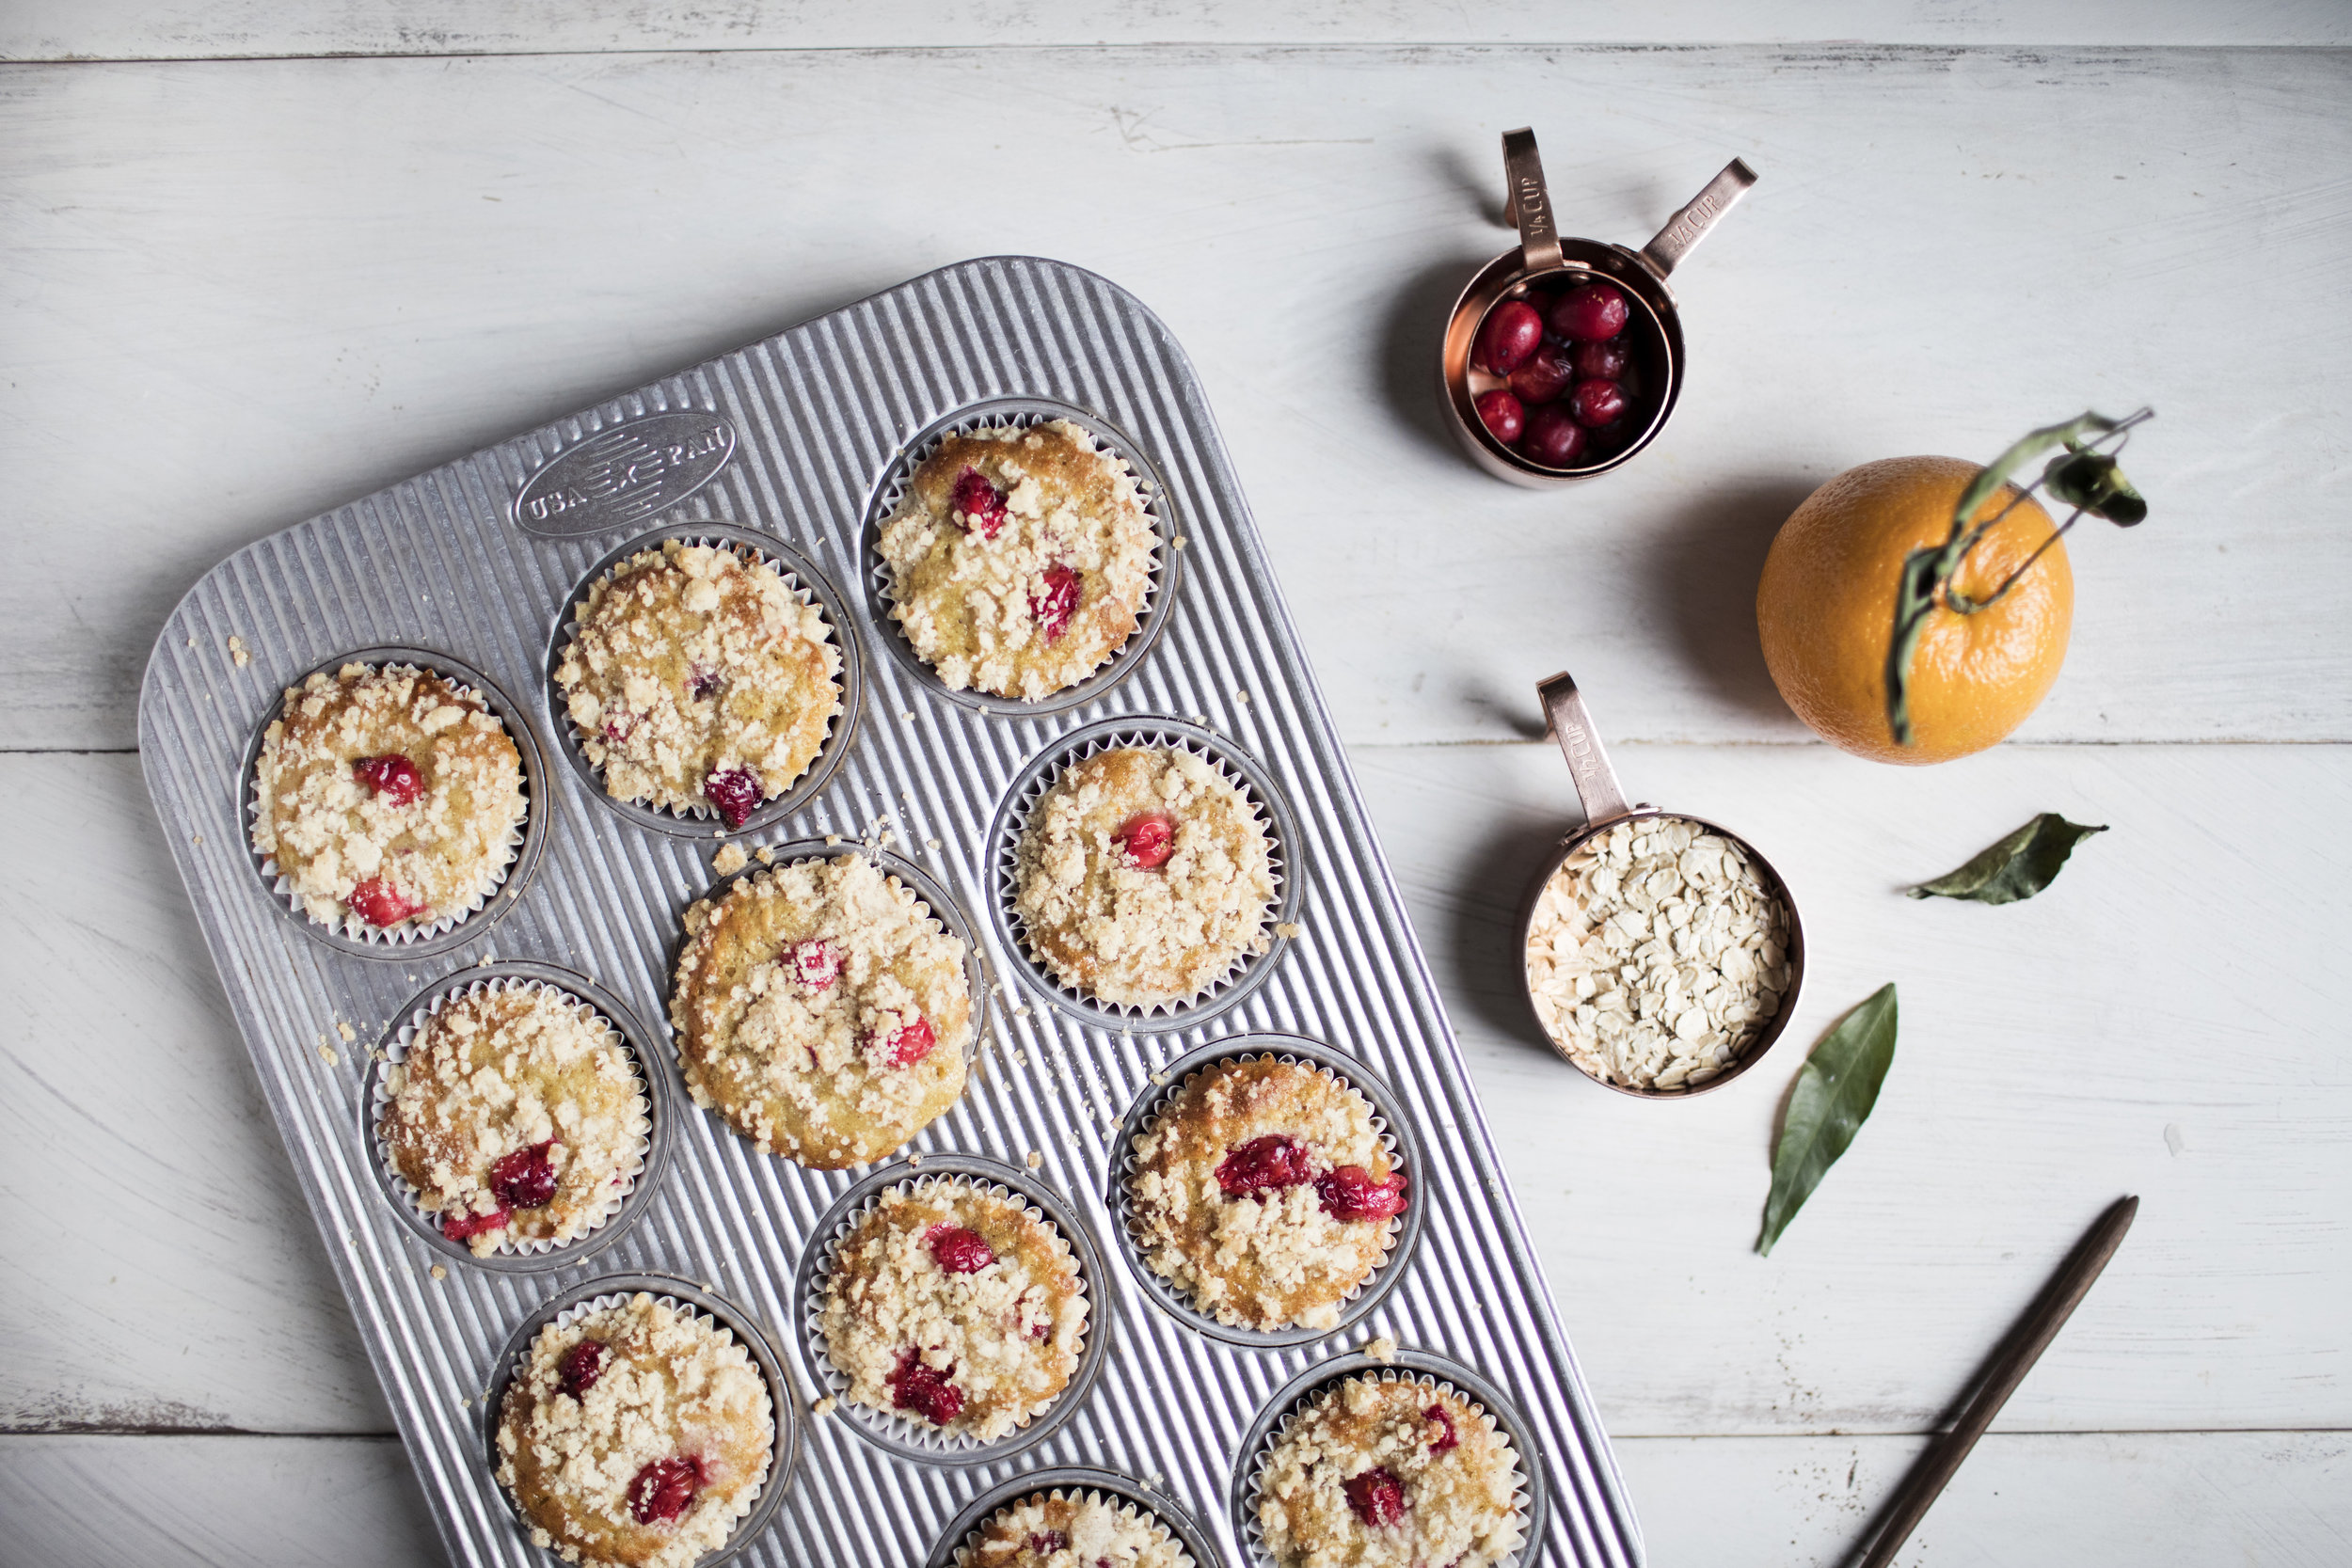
[1756,455,2072,765]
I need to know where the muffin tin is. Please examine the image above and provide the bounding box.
[138,256,1643,1568]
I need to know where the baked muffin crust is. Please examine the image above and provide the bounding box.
[959,1489,1192,1567]
[1013,746,1275,1008]
[879,420,1156,701]
[1257,1376,1524,1568]
[250,662,525,932]
[819,1179,1087,1441]
[497,1292,773,1568]
[1130,1058,1404,1331]
[670,855,971,1168]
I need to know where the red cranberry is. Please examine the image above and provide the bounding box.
[439,1203,510,1242]
[879,1016,937,1069]
[787,938,841,991]
[1114,811,1176,870]
[1518,404,1588,468]
[1550,281,1629,342]
[1571,338,1629,381]
[1215,1134,1316,1197]
[1505,342,1574,405]
[1471,299,1544,375]
[557,1339,608,1400]
[348,876,425,927]
[924,1224,996,1274]
[601,714,637,744]
[702,767,762,828]
[489,1140,559,1210]
[1027,1533,1071,1556]
[626,1455,703,1525]
[1425,1402,1459,1452]
[353,754,422,806]
[1343,1466,1407,1528]
[1316,1164,1409,1222]
[951,466,1008,539]
[1569,378,1628,429]
[1029,563,1082,641]
[686,666,721,703]
[1472,389,1524,445]
[886,1348,964,1425]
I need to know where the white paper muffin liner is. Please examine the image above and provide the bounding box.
[492,1289,778,1560]
[948,1484,1196,1568]
[991,720,1299,1030]
[1239,1365,1537,1568]
[799,1170,1099,1461]
[1116,1046,1411,1345]
[865,400,1180,717]
[246,659,531,947]
[549,529,856,836]
[373,975,653,1260]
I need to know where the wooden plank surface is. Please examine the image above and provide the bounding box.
[5,44,2349,750]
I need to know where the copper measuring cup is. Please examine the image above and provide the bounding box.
[1442,129,1756,485]
[1518,672,1806,1098]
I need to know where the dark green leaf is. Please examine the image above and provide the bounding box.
[1756,984,1899,1257]
[2042,451,2147,526]
[1883,546,1947,748]
[1907,813,2108,905]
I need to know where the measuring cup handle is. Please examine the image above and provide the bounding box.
[1538,672,1632,831]
[1502,128,1566,276]
[1639,158,1758,277]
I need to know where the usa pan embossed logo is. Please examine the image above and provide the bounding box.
[512,409,738,538]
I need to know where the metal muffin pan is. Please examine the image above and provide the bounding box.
[138,256,1645,1567]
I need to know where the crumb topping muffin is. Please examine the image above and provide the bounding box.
[958,1489,1193,1567]
[379,983,646,1256]
[819,1179,1087,1440]
[1130,1058,1406,1331]
[670,855,972,1168]
[251,663,526,932]
[1013,746,1275,1008]
[497,1292,773,1568]
[555,541,842,825]
[1258,1376,1524,1568]
[879,420,1157,701]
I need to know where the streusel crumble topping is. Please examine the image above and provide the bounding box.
[1257,1376,1523,1568]
[381,983,645,1256]
[1013,746,1275,1008]
[1130,1058,1405,1331]
[670,855,971,1168]
[960,1489,1192,1567]
[251,663,526,932]
[879,420,1156,701]
[819,1179,1087,1440]
[556,541,841,825]
[497,1292,772,1568]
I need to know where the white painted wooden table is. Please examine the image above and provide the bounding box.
[5,5,2349,1564]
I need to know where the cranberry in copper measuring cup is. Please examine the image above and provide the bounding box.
[1442,129,1756,485]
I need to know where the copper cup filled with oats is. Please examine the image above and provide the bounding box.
[1518,672,1805,1097]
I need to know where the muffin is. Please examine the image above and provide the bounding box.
[555,540,841,825]
[669,854,972,1168]
[497,1292,773,1568]
[819,1179,1087,1440]
[250,662,526,932]
[878,420,1157,701]
[1257,1376,1524,1568]
[1013,746,1275,1008]
[1129,1057,1406,1331]
[958,1488,1193,1568]
[379,982,646,1256]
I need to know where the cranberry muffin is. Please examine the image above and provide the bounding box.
[879,420,1157,701]
[497,1292,773,1568]
[1013,746,1275,1008]
[670,855,971,1168]
[250,662,525,933]
[819,1179,1087,1441]
[380,982,646,1255]
[1257,1376,1524,1568]
[958,1488,1193,1568]
[1129,1057,1406,1331]
[555,541,842,826]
